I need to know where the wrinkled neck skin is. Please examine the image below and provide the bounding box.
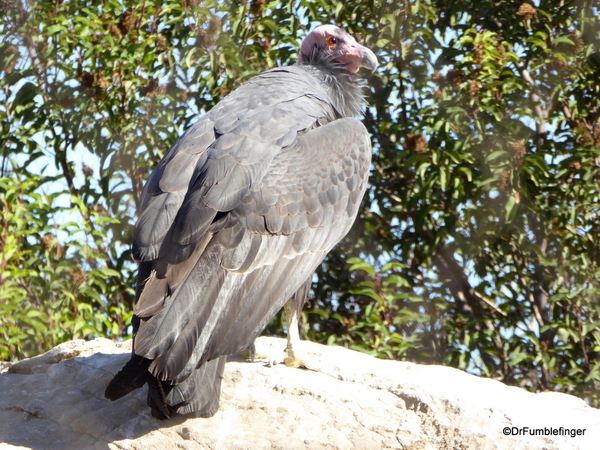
[298,45,365,119]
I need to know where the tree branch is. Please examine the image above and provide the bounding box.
[421,227,511,379]
[515,60,548,150]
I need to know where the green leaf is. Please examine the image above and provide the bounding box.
[45,24,68,35]
[347,258,375,275]
[505,194,518,222]
[485,150,507,163]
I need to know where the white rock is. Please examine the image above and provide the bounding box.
[0,337,598,450]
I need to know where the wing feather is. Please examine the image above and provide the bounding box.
[141,117,370,379]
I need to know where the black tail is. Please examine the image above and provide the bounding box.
[105,354,152,400]
[105,354,226,420]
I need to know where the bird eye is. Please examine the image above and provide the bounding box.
[326,36,337,47]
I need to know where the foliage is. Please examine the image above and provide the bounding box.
[0,171,132,358]
[1,0,599,407]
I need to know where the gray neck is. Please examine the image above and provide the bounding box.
[298,47,365,118]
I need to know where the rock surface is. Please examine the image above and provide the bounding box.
[0,337,598,450]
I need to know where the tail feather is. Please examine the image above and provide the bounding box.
[164,355,226,418]
[104,354,152,401]
[147,377,173,420]
[106,354,226,420]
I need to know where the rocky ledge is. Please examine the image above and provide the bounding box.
[0,337,598,450]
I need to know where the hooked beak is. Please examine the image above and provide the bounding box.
[360,48,378,72]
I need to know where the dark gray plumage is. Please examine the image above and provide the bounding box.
[105,24,377,419]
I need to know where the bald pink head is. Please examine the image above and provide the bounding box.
[298,25,378,74]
